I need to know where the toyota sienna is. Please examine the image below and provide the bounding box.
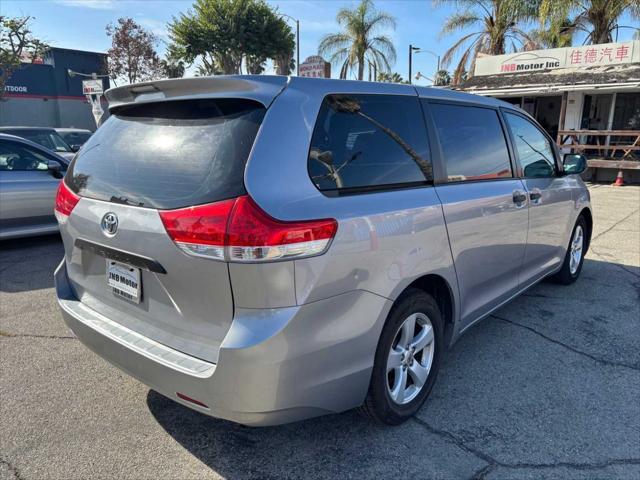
[55,76,592,426]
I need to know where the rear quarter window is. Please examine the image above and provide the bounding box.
[308,94,432,194]
[429,103,512,183]
[66,98,265,210]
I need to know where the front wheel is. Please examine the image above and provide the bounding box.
[359,289,443,425]
[552,216,587,285]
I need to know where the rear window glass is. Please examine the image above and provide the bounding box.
[59,131,92,145]
[429,103,512,182]
[3,129,71,153]
[308,94,432,194]
[66,98,266,209]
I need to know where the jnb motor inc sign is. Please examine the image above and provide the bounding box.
[300,55,331,78]
[475,40,640,76]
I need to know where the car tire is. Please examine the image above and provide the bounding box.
[359,288,443,425]
[551,215,587,285]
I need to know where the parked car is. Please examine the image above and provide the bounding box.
[0,133,68,240]
[54,76,591,426]
[55,128,93,150]
[0,127,76,161]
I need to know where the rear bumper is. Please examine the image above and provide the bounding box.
[55,260,392,426]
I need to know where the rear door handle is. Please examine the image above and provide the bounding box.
[529,189,543,204]
[512,190,527,205]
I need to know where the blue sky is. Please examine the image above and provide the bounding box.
[2,0,638,86]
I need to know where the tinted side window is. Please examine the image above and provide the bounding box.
[308,94,431,193]
[0,141,51,172]
[429,103,512,182]
[504,112,557,178]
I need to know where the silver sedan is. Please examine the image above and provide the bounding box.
[0,133,69,240]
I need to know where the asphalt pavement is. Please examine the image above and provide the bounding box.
[1,184,639,480]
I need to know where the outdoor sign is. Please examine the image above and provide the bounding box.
[475,40,640,76]
[82,78,104,95]
[300,55,331,78]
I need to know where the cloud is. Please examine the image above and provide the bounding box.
[54,0,115,9]
[138,18,170,41]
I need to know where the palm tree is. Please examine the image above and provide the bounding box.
[319,0,396,80]
[526,18,576,49]
[434,69,452,86]
[540,0,640,45]
[377,72,407,83]
[438,0,537,85]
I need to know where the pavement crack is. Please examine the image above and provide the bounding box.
[0,330,76,340]
[490,314,640,371]
[591,208,639,243]
[0,457,23,480]
[412,417,640,480]
[412,416,497,466]
[589,247,640,279]
[469,463,496,480]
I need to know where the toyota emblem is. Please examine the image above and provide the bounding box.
[101,212,119,237]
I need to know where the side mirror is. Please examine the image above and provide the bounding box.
[70,144,81,152]
[563,154,587,175]
[48,159,62,171]
[48,159,64,178]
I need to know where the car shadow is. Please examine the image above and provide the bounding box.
[145,390,401,479]
[0,234,63,293]
[146,256,639,478]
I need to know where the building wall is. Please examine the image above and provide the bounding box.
[1,47,109,131]
[0,97,60,127]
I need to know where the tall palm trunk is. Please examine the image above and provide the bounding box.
[357,56,365,80]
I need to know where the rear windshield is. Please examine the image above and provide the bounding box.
[66,98,266,209]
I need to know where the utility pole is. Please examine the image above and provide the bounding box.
[296,18,300,76]
[409,44,413,85]
[281,14,300,76]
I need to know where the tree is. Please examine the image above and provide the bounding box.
[160,45,186,79]
[106,17,161,84]
[169,0,294,76]
[434,69,451,86]
[377,72,407,83]
[438,0,537,85]
[319,0,396,80]
[0,16,48,97]
[540,0,640,45]
[527,18,575,49]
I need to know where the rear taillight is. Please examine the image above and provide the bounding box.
[54,181,80,224]
[159,195,338,262]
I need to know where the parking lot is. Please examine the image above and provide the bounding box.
[1,184,638,480]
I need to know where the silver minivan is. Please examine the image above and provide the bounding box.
[55,76,592,426]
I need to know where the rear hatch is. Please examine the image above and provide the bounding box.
[59,83,280,363]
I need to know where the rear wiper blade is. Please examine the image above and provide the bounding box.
[110,195,145,207]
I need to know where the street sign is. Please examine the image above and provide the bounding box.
[299,56,331,78]
[82,79,104,95]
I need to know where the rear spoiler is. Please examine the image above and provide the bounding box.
[105,75,289,112]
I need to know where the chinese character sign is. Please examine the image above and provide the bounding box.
[474,40,637,76]
[561,43,632,67]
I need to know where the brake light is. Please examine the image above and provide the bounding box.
[159,199,235,260]
[54,181,80,224]
[159,195,337,262]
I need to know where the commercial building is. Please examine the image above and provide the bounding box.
[460,40,640,182]
[0,47,109,131]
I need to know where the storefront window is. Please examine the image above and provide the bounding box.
[612,93,640,130]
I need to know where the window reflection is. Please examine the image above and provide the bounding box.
[308,94,432,193]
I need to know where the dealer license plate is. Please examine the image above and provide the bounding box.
[106,260,141,303]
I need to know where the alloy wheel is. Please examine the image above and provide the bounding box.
[569,225,584,275]
[386,312,435,405]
